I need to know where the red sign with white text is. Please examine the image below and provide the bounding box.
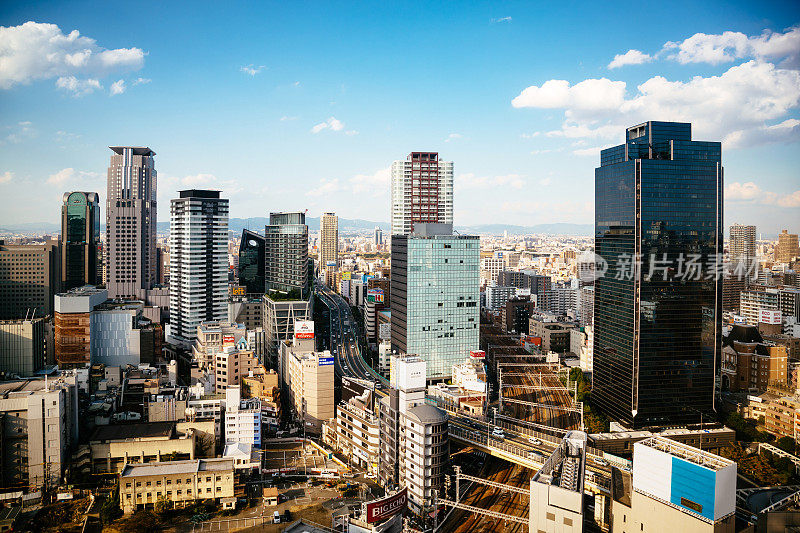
[366,488,407,523]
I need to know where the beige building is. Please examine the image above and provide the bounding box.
[81,421,197,474]
[0,240,61,320]
[279,337,335,433]
[214,345,261,392]
[776,229,800,263]
[765,396,800,440]
[242,369,281,427]
[119,457,235,514]
[0,318,48,376]
[0,376,79,490]
[319,212,338,267]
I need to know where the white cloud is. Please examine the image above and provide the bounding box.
[663,26,800,67]
[46,167,100,186]
[110,79,126,95]
[512,60,800,149]
[0,171,12,184]
[457,173,526,190]
[0,21,145,89]
[180,173,218,186]
[492,16,512,23]
[306,178,342,197]
[512,78,627,111]
[56,76,102,96]
[240,64,266,76]
[345,130,359,136]
[444,133,463,143]
[520,132,540,139]
[349,168,390,196]
[4,120,35,143]
[133,77,151,85]
[608,49,653,69]
[311,117,345,134]
[725,181,800,208]
[723,118,800,149]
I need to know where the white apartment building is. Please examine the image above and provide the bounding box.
[379,355,448,515]
[224,386,261,447]
[485,285,516,311]
[390,152,453,236]
[481,257,506,284]
[168,190,229,346]
[187,391,225,439]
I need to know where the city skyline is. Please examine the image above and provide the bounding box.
[0,2,798,233]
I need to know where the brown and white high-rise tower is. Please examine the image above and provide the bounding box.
[391,152,453,235]
[319,212,338,266]
[105,146,157,300]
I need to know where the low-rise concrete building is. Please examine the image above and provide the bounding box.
[83,421,196,473]
[119,457,235,514]
[0,318,48,376]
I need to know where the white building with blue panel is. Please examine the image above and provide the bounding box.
[613,436,737,532]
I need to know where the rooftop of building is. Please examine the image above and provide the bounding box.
[109,146,155,156]
[406,403,448,424]
[89,421,176,442]
[56,285,108,298]
[0,377,73,397]
[120,457,233,478]
[636,436,734,470]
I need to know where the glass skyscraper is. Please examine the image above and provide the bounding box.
[238,229,265,295]
[390,224,479,380]
[265,212,310,299]
[61,191,100,291]
[593,121,722,429]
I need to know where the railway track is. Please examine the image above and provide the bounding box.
[442,322,581,532]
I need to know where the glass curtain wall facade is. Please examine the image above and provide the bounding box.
[593,121,722,429]
[390,228,479,380]
[265,212,309,299]
[238,230,265,295]
[61,191,100,291]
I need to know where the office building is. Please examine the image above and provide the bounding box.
[61,192,101,291]
[530,317,577,353]
[776,229,800,263]
[319,212,338,267]
[480,257,506,284]
[169,190,229,346]
[335,378,380,474]
[739,287,800,326]
[214,344,261,393]
[191,322,247,369]
[611,436,736,532]
[390,152,453,236]
[378,354,448,515]
[105,147,157,300]
[579,285,594,326]
[265,212,310,298]
[119,457,235,514]
[502,295,535,334]
[263,297,312,362]
[529,431,587,533]
[238,230,265,295]
[374,227,384,247]
[0,240,61,320]
[0,375,79,491]
[764,396,800,440]
[391,224,479,381]
[279,324,334,433]
[0,318,48,376]
[241,369,281,429]
[593,121,721,428]
[224,385,261,447]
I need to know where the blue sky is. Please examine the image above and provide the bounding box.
[1,1,799,234]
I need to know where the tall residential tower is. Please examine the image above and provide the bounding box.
[390,152,453,236]
[593,121,722,429]
[105,147,157,300]
[168,190,229,345]
[319,212,338,267]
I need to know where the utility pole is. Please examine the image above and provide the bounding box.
[454,465,460,504]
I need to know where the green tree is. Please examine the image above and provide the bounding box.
[776,436,797,454]
[100,486,122,525]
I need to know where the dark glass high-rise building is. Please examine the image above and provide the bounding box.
[238,229,265,295]
[265,212,309,299]
[61,191,100,290]
[593,121,722,429]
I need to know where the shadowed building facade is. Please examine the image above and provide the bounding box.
[61,191,101,291]
[593,121,722,429]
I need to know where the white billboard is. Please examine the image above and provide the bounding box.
[759,309,782,325]
[294,320,315,339]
